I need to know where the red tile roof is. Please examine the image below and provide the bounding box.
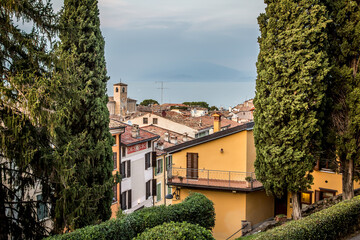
[109,118,159,146]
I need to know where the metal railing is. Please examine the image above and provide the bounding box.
[167,167,262,190]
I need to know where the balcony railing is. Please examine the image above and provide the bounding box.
[167,167,263,191]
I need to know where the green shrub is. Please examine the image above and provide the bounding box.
[253,195,360,240]
[46,193,215,240]
[135,221,215,240]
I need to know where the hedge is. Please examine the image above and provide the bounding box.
[252,195,360,240]
[135,221,215,240]
[46,192,215,240]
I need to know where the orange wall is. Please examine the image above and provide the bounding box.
[111,133,121,219]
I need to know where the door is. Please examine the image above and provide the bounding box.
[186,153,198,179]
[274,195,287,216]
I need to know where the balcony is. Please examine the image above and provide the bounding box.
[167,167,263,191]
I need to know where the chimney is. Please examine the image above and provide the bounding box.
[212,113,221,133]
[131,124,140,138]
[164,132,170,142]
[183,133,188,142]
[170,136,178,145]
[157,141,164,150]
[199,119,202,127]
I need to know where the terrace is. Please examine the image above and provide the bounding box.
[167,167,263,192]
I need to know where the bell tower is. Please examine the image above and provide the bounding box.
[113,82,128,116]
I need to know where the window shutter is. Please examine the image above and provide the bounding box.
[157,183,161,201]
[194,153,198,179]
[128,190,132,209]
[315,190,320,202]
[121,162,126,178]
[113,185,117,202]
[146,181,150,199]
[186,153,191,178]
[152,179,157,196]
[127,160,131,177]
[145,153,150,170]
[160,159,163,173]
[113,152,117,169]
[152,151,157,167]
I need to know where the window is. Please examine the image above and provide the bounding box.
[145,153,151,170]
[155,158,163,175]
[300,191,312,209]
[122,87,125,93]
[121,161,131,178]
[116,87,119,92]
[127,190,132,209]
[121,192,127,210]
[156,183,161,202]
[113,185,118,203]
[113,152,117,169]
[168,185,172,195]
[186,153,198,179]
[148,141,152,148]
[113,135,117,146]
[143,117,148,124]
[166,155,172,171]
[122,146,126,157]
[153,118,158,124]
[36,194,48,221]
[315,188,337,202]
[146,180,151,199]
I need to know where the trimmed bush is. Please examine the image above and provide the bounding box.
[46,193,215,240]
[253,195,360,240]
[135,221,215,240]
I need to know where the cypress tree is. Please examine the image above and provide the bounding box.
[254,0,330,219]
[54,0,114,231]
[0,0,57,239]
[323,0,360,200]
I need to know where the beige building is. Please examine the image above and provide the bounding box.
[107,83,137,119]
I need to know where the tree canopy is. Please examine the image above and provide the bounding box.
[140,99,159,106]
[182,101,210,109]
[53,0,114,231]
[254,0,330,219]
[0,0,57,238]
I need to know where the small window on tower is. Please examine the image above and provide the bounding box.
[122,87,125,93]
[115,87,119,92]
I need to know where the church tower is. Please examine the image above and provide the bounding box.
[113,82,128,116]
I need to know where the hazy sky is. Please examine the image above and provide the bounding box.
[52,0,266,108]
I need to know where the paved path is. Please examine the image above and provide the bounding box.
[348,233,360,240]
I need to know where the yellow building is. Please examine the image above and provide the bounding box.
[285,163,360,219]
[164,119,274,239]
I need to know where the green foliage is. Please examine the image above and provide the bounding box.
[322,0,360,199]
[46,193,215,240]
[0,0,57,239]
[183,101,210,109]
[170,106,188,110]
[254,0,330,205]
[139,99,159,106]
[252,195,360,240]
[209,106,218,111]
[135,221,215,240]
[53,0,114,231]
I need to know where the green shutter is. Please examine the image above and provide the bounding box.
[37,194,48,220]
[160,159,163,173]
[157,183,161,201]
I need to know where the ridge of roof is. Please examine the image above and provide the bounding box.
[164,121,254,153]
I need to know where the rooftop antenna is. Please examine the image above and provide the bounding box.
[156,81,168,105]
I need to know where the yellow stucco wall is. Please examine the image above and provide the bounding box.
[172,130,249,173]
[246,190,274,225]
[169,129,275,239]
[172,188,247,240]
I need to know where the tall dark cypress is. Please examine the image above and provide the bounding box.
[55,0,114,231]
[323,0,360,200]
[254,0,330,219]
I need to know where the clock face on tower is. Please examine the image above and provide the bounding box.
[121,96,126,102]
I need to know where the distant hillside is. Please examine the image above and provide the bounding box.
[144,61,253,82]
